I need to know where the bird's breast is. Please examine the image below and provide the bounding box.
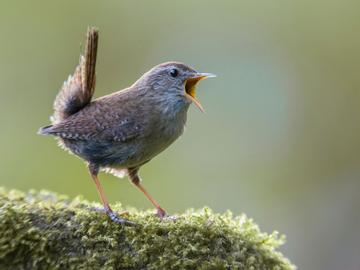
[104,94,190,169]
[131,103,189,164]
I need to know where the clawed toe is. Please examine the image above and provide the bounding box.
[90,207,130,218]
[161,215,178,221]
[107,211,136,226]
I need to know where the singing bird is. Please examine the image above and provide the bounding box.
[38,28,215,225]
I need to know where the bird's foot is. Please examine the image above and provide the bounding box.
[156,207,167,218]
[162,215,178,221]
[107,211,136,226]
[90,206,135,226]
[91,206,129,216]
[155,207,178,221]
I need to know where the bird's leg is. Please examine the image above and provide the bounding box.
[88,164,134,225]
[128,168,167,218]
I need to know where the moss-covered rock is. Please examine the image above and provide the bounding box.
[0,188,295,270]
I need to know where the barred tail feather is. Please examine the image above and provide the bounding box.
[52,27,98,124]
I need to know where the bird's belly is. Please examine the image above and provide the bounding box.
[61,113,186,169]
[60,139,135,167]
[114,120,185,168]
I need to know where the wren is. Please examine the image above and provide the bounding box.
[38,28,215,225]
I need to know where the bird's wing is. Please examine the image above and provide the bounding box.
[97,115,143,142]
[44,103,144,143]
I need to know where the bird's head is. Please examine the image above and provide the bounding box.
[136,62,215,112]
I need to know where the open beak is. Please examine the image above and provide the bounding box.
[185,72,216,112]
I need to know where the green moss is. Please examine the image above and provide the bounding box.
[0,188,295,270]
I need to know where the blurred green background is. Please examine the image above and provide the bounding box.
[1,1,359,269]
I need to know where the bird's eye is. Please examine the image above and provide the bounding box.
[169,68,178,77]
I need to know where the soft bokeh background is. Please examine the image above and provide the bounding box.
[1,1,359,269]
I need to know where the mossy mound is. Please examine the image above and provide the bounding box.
[0,188,295,269]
